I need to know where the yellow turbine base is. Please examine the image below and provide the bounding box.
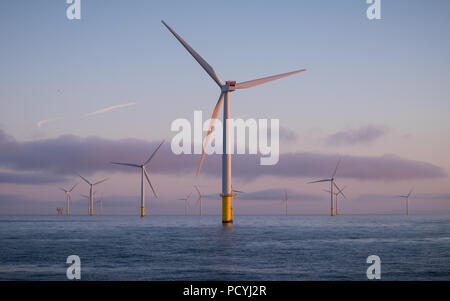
[222,195,233,224]
[141,207,145,217]
[331,208,335,216]
[89,210,93,216]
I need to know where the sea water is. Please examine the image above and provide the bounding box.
[0,215,449,280]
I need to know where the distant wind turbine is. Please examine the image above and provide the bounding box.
[177,192,192,216]
[77,174,109,216]
[282,189,288,216]
[59,183,77,216]
[111,141,164,217]
[308,159,343,216]
[162,20,306,224]
[323,186,346,215]
[95,195,103,216]
[195,185,206,216]
[396,188,414,215]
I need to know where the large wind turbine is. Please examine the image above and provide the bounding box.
[177,192,192,216]
[308,159,343,216]
[59,183,77,216]
[396,188,414,215]
[324,186,346,215]
[111,141,164,217]
[77,174,109,216]
[162,20,306,224]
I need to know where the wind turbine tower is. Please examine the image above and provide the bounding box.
[283,189,288,216]
[324,186,346,215]
[96,194,103,216]
[177,192,192,216]
[194,185,204,216]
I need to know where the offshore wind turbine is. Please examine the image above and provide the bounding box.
[162,20,306,224]
[194,185,206,216]
[77,174,109,216]
[96,198,103,216]
[396,188,414,215]
[324,186,346,215]
[282,189,288,216]
[81,192,96,214]
[59,183,77,216]
[308,159,343,216]
[177,192,192,216]
[111,141,164,217]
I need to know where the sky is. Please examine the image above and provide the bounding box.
[1,0,450,215]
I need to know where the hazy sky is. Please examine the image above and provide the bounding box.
[1,0,450,215]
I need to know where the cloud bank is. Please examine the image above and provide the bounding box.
[325,125,389,146]
[0,172,67,185]
[0,129,445,183]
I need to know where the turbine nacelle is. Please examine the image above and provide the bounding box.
[221,81,237,92]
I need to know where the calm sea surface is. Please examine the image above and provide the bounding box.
[0,215,449,280]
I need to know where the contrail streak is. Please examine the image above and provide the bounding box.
[85,102,137,117]
[37,117,61,128]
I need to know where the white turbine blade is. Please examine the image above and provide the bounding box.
[397,195,408,198]
[161,20,223,87]
[233,189,245,193]
[333,182,346,199]
[144,169,157,199]
[323,189,331,193]
[407,187,414,198]
[81,194,89,199]
[235,69,306,89]
[69,183,78,192]
[144,140,165,166]
[186,192,192,200]
[307,179,332,184]
[194,185,201,196]
[111,162,140,168]
[59,187,68,193]
[93,177,109,186]
[196,92,225,176]
[77,173,91,185]
[332,158,341,178]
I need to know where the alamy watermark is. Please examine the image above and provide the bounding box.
[66,255,81,280]
[171,111,280,166]
[366,0,381,20]
[66,0,81,20]
[366,255,381,279]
